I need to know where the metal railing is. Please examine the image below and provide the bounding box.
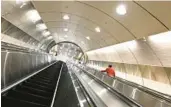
[1,61,57,94]
[86,66,171,103]
[74,63,171,107]
[72,63,142,107]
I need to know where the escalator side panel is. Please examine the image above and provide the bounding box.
[82,65,171,107]
[2,62,63,107]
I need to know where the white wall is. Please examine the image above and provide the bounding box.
[87,31,171,67]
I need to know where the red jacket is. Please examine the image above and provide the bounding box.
[102,67,115,77]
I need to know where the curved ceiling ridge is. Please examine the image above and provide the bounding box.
[77,1,137,39]
[133,1,169,30]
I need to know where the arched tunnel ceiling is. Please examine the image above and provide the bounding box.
[32,1,171,51]
[2,1,171,52]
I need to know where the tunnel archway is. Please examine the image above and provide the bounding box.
[47,41,87,63]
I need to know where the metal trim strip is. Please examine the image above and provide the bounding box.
[50,63,64,107]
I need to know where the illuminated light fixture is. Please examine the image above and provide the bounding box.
[95,27,100,32]
[26,9,41,23]
[116,4,127,15]
[42,31,50,37]
[63,28,68,32]
[86,36,90,40]
[63,14,70,20]
[64,35,68,38]
[36,23,47,30]
[47,36,53,40]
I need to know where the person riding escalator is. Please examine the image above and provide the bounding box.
[101,65,115,77]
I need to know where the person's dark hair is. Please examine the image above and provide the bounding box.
[108,65,112,67]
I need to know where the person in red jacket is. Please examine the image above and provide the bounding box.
[101,65,115,77]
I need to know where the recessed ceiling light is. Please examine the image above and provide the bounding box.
[64,28,68,32]
[86,36,90,40]
[26,10,41,23]
[95,27,100,32]
[116,4,127,15]
[42,31,50,37]
[36,23,47,30]
[63,14,70,20]
[64,35,68,38]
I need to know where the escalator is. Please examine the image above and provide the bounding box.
[70,62,171,107]
[4,60,169,107]
[68,63,141,107]
[1,62,63,107]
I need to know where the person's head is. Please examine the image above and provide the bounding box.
[108,65,112,68]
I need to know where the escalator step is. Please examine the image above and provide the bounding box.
[2,96,47,107]
[33,76,51,80]
[31,75,51,79]
[22,82,53,92]
[30,78,52,83]
[16,85,53,98]
[27,79,54,88]
[7,90,51,106]
[23,81,53,91]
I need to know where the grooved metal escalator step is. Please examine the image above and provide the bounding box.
[1,62,63,107]
[30,78,52,83]
[26,80,54,88]
[6,90,51,106]
[22,82,54,92]
[33,76,52,80]
[16,85,53,98]
[2,96,47,107]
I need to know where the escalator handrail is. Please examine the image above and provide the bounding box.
[86,66,171,102]
[1,61,57,94]
[115,76,171,102]
[73,69,108,107]
[50,63,64,107]
[72,72,98,107]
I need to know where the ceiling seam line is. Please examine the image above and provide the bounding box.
[133,1,169,30]
[76,1,137,39]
